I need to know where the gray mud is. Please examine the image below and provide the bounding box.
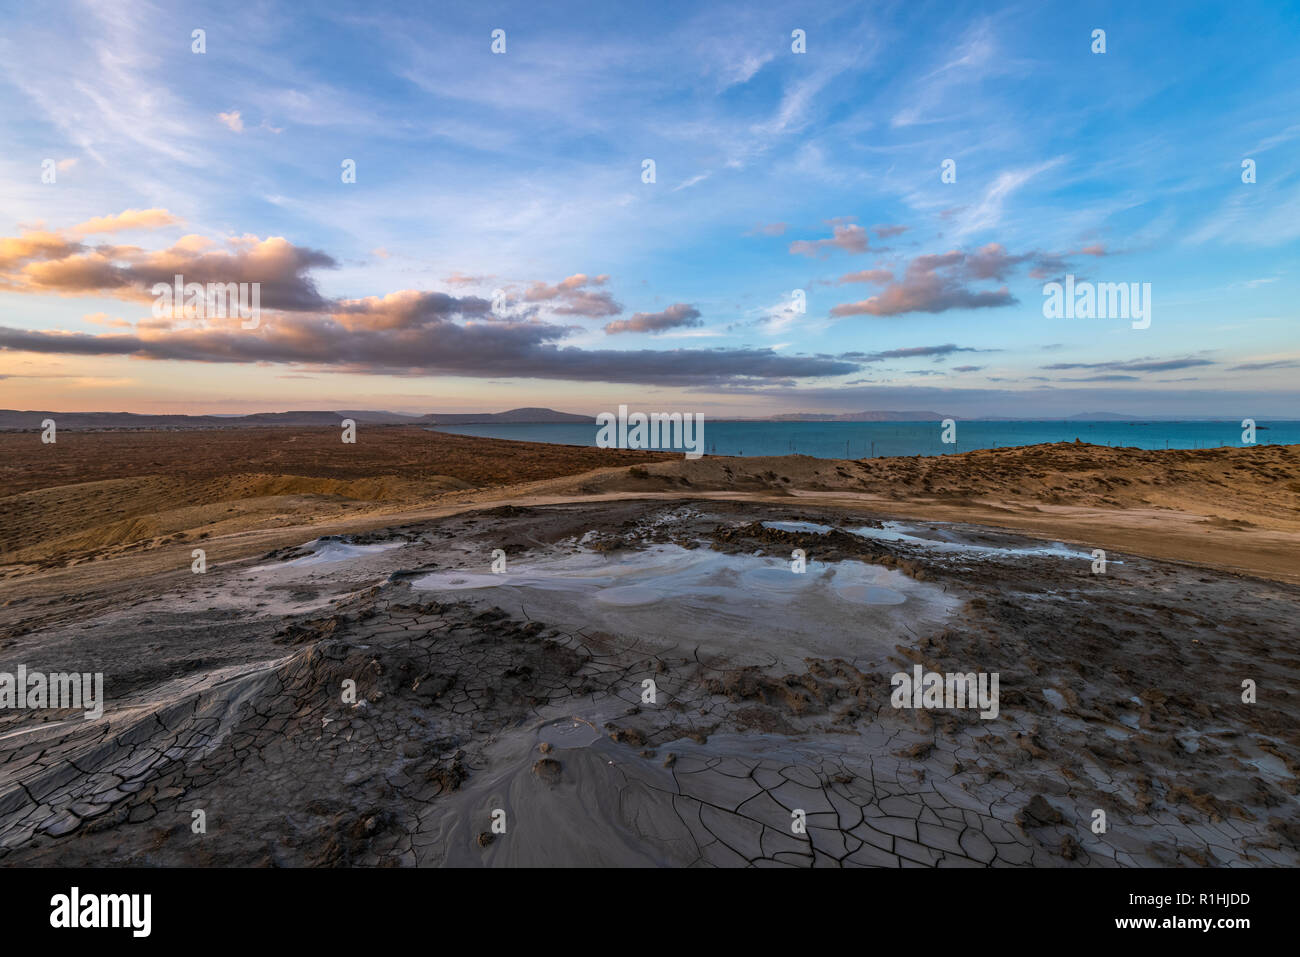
[1,501,1296,866]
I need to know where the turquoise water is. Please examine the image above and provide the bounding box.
[430,420,1300,459]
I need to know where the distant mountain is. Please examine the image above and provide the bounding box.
[0,410,228,430]
[767,410,949,422]
[0,407,593,430]
[422,408,594,424]
[0,409,396,429]
[335,410,426,424]
[229,411,356,426]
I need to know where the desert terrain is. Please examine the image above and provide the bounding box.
[1,427,1297,866]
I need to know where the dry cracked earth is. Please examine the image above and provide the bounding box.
[1,501,1297,867]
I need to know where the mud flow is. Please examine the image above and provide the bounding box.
[1,501,1296,866]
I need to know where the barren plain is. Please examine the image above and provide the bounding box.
[1,427,1296,866]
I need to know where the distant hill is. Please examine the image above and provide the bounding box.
[767,410,949,422]
[422,408,594,424]
[0,410,230,430]
[0,407,594,430]
[334,410,426,424]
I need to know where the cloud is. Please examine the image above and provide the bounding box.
[891,21,999,128]
[711,49,774,90]
[840,344,988,363]
[218,110,244,132]
[951,365,984,372]
[672,172,710,191]
[744,222,787,237]
[951,158,1065,236]
[0,219,855,387]
[872,224,908,238]
[83,312,132,328]
[838,269,894,284]
[1042,358,1215,373]
[789,224,870,257]
[750,66,839,137]
[0,319,857,386]
[0,227,336,312]
[743,294,811,336]
[444,271,492,286]
[729,381,1300,417]
[1056,374,1141,382]
[868,344,986,361]
[830,246,1017,316]
[831,241,1101,317]
[521,273,621,317]
[1228,358,1300,371]
[604,303,702,335]
[0,230,82,271]
[71,208,182,236]
[962,242,1032,281]
[332,290,494,330]
[1026,243,1113,278]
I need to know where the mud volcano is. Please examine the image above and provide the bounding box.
[1,501,1296,867]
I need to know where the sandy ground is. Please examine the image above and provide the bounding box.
[3,428,1297,595]
[1,429,1297,866]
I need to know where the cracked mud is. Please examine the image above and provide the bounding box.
[2,501,1296,866]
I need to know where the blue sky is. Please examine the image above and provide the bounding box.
[0,0,1297,416]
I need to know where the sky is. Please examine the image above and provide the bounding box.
[0,0,1297,418]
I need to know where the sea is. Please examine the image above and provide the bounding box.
[429,420,1300,460]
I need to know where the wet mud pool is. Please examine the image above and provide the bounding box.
[1,500,1296,866]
